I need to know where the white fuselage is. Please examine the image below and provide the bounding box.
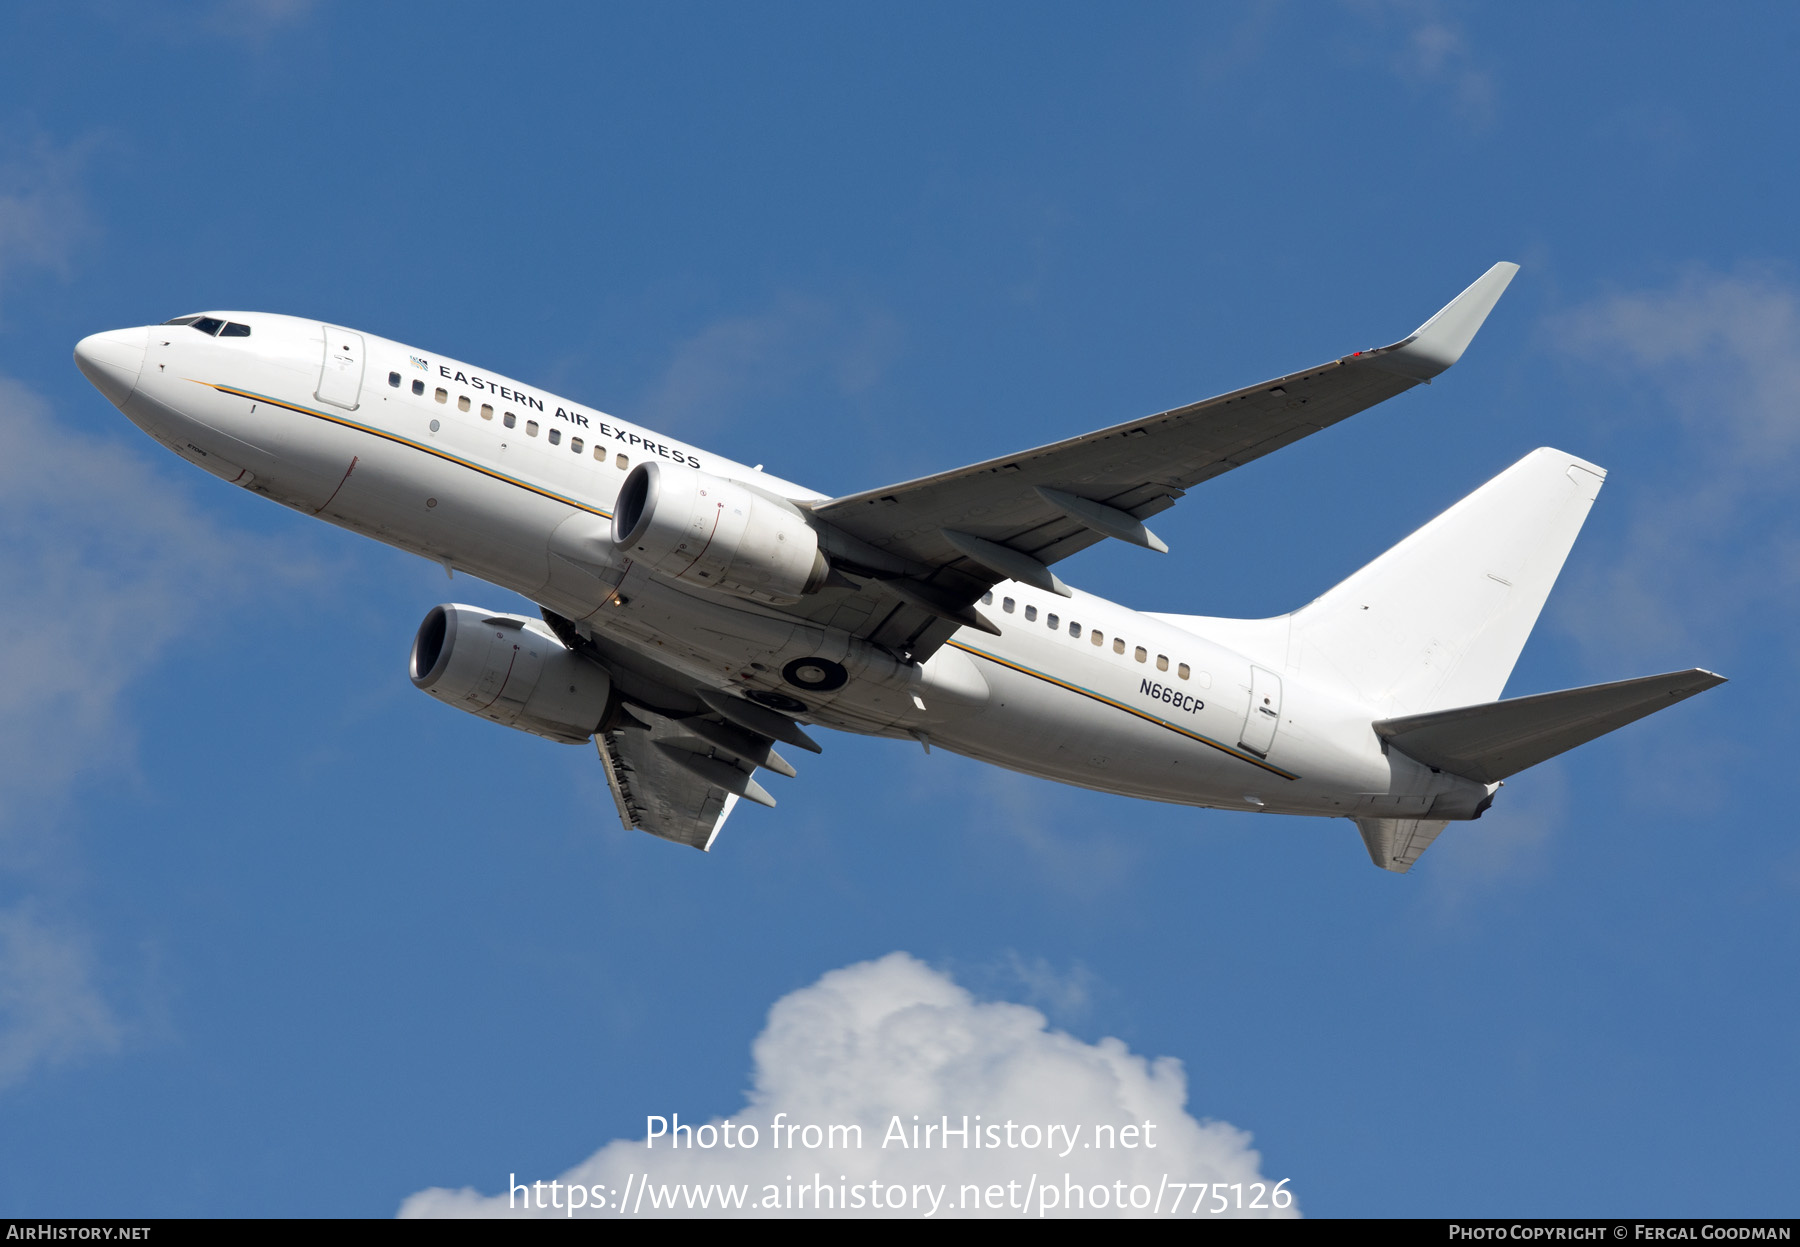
[87,312,1469,823]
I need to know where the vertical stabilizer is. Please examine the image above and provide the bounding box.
[1286,448,1605,717]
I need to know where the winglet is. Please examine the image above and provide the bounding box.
[1375,261,1519,381]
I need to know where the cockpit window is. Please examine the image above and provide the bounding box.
[191,317,225,336]
[161,315,203,326]
[219,322,251,337]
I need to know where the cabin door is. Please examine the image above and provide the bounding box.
[1239,665,1283,757]
[316,325,365,411]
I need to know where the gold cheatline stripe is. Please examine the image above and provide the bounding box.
[201,381,613,520]
[948,640,1299,780]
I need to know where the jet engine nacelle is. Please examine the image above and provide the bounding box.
[611,461,828,604]
[409,604,614,744]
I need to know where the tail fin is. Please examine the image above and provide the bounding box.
[1150,448,1725,875]
[1285,447,1606,717]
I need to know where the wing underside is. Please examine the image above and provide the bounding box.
[596,723,740,850]
[573,623,810,852]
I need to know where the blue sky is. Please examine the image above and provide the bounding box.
[1,0,1795,1218]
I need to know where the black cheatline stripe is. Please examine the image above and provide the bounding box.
[202,381,612,520]
[948,640,1299,781]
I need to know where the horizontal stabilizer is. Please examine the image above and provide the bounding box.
[1373,669,1727,785]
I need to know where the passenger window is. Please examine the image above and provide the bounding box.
[1156,654,1169,672]
[571,437,583,453]
[615,454,629,470]
[1070,621,1081,637]
[1047,613,1059,630]
[412,380,425,396]
[982,591,993,605]
[526,420,539,437]
[593,446,606,462]
[191,317,224,336]
[480,404,493,420]
[503,412,516,429]
[1113,638,1125,655]
[1134,646,1147,663]
[434,388,448,404]
[1178,663,1190,680]
[457,395,470,412]
[548,428,561,445]
[220,322,251,337]
[388,372,401,388]
[1024,605,1037,622]
[1003,597,1015,614]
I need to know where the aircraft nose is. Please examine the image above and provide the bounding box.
[74,326,148,406]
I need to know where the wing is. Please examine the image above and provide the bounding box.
[596,723,739,850]
[596,705,806,850]
[554,611,811,851]
[799,264,1519,659]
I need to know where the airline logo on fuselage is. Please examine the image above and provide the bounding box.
[432,362,703,469]
[438,364,548,414]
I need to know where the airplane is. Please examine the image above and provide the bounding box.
[72,263,1723,873]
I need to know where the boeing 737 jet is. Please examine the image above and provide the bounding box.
[73,264,1723,872]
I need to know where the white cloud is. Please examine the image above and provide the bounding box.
[0,376,303,838]
[998,952,1097,1024]
[971,769,1142,897]
[202,0,323,43]
[1420,763,1566,913]
[1347,0,1496,125]
[400,953,1291,1219]
[1548,268,1800,666]
[634,294,903,440]
[1194,0,1286,80]
[0,133,243,1091]
[0,135,94,300]
[84,0,320,52]
[0,904,121,1091]
[892,758,1145,900]
[0,374,309,1088]
[223,0,319,21]
[1556,269,1800,459]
